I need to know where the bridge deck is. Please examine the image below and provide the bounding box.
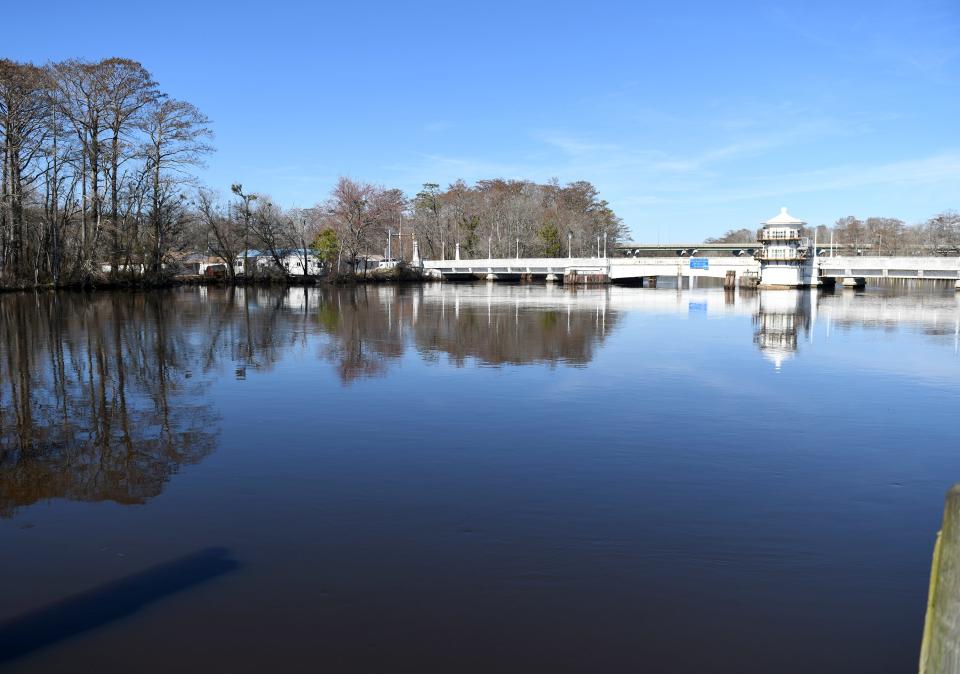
[820,256,960,279]
[422,255,960,282]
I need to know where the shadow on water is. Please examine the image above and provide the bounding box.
[0,547,239,664]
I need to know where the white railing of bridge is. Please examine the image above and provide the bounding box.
[422,257,606,270]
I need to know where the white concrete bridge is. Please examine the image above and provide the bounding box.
[421,256,758,286]
[420,254,960,288]
[416,205,959,288]
[818,256,960,286]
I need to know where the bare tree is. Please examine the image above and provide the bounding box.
[322,177,403,275]
[101,59,160,277]
[50,60,111,277]
[412,183,443,257]
[249,197,293,275]
[0,59,48,281]
[197,189,243,282]
[230,183,257,278]
[705,228,755,244]
[288,206,322,273]
[924,211,960,255]
[140,99,212,275]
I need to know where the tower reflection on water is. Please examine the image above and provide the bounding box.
[751,286,960,369]
[753,290,814,370]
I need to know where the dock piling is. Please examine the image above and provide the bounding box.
[920,484,960,674]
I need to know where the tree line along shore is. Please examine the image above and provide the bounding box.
[0,57,625,290]
[2,57,956,291]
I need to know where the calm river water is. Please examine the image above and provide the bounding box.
[1,283,959,673]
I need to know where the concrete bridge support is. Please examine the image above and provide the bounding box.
[842,277,867,288]
[564,270,609,285]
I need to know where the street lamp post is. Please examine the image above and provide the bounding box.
[516,238,520,259]
[488,235,492,260]
[603,232,607,258]
[568,231,572,259]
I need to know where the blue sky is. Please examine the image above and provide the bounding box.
[7,0,959,240]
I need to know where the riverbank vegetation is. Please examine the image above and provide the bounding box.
[1,57,627,289]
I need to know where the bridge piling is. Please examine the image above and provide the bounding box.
[842,277,867,288]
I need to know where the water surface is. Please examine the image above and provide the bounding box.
[1,283,959,673]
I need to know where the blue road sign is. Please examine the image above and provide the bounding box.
[690,258,709,270]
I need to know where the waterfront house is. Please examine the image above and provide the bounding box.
[234,249,324,276]
[174,252,229,276]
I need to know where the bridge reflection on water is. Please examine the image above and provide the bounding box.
[164,282,960,377]
[412,282,960,370]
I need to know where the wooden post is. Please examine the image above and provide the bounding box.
[920,483,960,674]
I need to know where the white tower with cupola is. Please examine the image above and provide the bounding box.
[756,207,819,288]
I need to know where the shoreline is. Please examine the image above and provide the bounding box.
[0,270,429,294]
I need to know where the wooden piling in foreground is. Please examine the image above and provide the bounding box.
[920,484,960,674]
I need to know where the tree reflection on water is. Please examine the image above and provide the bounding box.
[0,285,620,514]
[0,292,220,517]
[312,285,620,382]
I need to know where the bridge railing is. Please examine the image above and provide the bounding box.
[421,257,608,269]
